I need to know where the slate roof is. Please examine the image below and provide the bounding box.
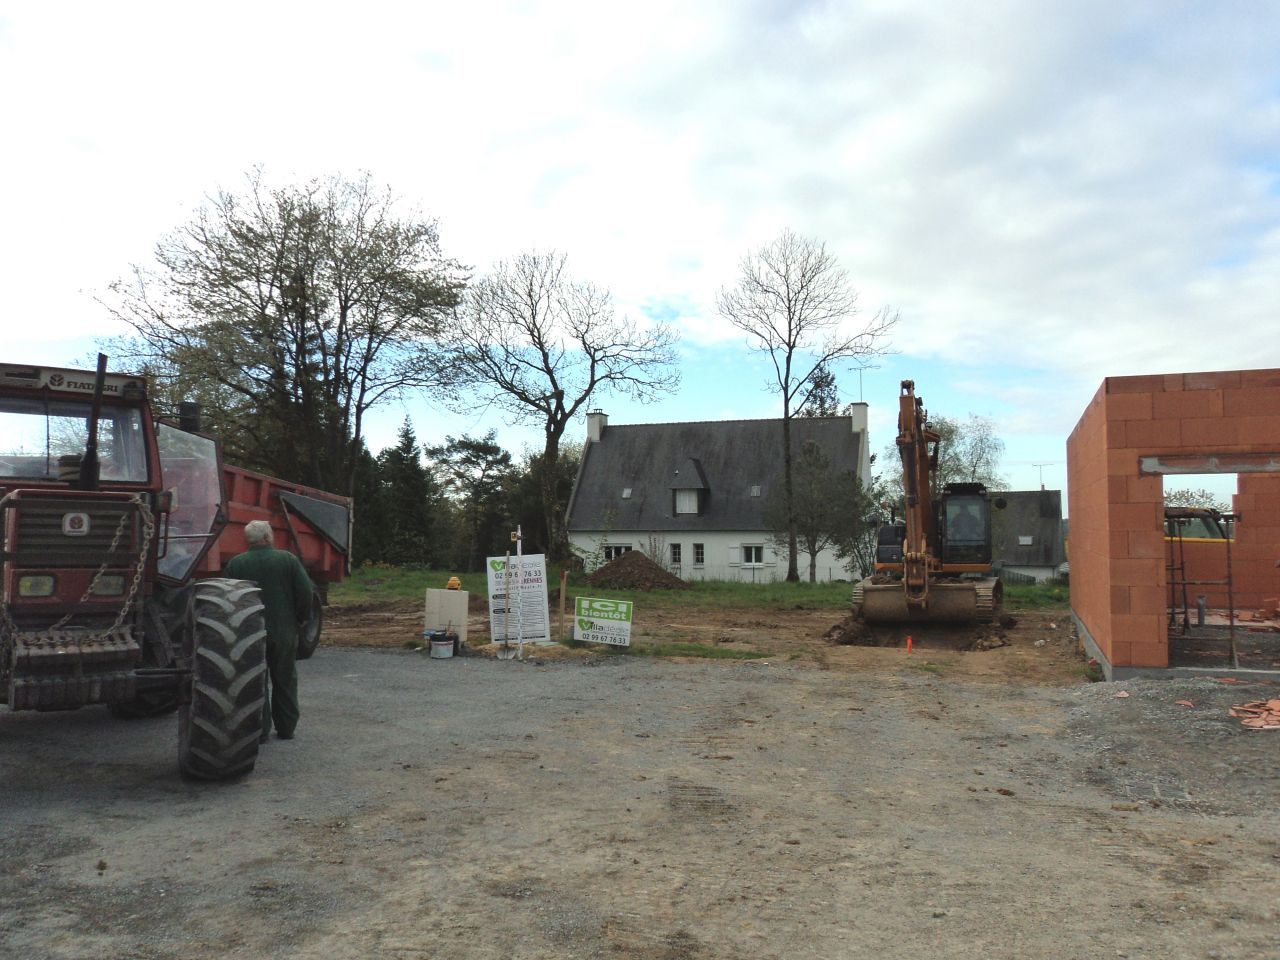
[567,416,862,533]
[991,490,1066,568]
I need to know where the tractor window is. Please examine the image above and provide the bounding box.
[157,423,223,582]
[0,398,147,482]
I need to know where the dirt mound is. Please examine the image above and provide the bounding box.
[823,614,1010,651]
[586,550,689,591]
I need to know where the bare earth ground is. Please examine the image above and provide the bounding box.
[2,602,1278,959]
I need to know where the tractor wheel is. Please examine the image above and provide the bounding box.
[178,578,268,781]
[295,586,323,661]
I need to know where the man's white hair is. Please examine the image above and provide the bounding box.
[244,520,274,546]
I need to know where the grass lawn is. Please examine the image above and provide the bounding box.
[332,564,1070,614]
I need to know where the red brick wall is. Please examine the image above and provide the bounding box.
[1232,473,1280,608]
[1068,368,1280,670]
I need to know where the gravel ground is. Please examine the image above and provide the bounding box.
[2,649,1277,960]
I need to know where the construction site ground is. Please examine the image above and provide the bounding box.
[3,597,1278,959]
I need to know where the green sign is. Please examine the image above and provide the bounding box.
[573,597,634,646]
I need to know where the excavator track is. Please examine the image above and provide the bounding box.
[853,577,1002,625]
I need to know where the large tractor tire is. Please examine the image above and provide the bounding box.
[295,586,323,661]
[178,578,268,781]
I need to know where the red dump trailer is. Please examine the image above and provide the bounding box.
[197,464,351,659]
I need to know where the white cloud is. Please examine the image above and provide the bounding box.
[2,0,1277,471]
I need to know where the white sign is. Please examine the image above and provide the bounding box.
[486,554,550,643]
[574,596,634,647]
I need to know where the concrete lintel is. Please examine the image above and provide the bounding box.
[1139,453,1280,476]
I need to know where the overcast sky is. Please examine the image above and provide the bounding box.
[2,1,1277,502]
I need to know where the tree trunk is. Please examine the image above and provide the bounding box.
[541,432,570,562]
[782,414,800,582]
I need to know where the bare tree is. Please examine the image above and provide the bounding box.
[717,229,896,581]
[102,169,464,495]
[879,413,1007,512]
[447,251,679,560]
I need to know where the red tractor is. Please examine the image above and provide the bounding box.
[0,356,350,779]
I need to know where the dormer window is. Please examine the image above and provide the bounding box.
[622,487,632,499]
[675,489,699,514]
[750,484,761,497]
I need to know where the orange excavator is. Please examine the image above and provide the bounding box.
[853,380,1004,623]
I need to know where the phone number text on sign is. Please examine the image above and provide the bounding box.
[574,597,633,647]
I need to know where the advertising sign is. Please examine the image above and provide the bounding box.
[486,554,550,643]
[573,596,634,647]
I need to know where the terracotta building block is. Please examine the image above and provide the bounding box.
[1110,558,1162,586]
[1128,641,1169,668]
[1152,389,1222,420]
[1111,501,1162,532]
[1184,370,1242,391]
[1107,375,1166,395]
[1105,421,1127,447]
[1180,417,1239,447]
[1224,387,1280,418]
[1235,415,1280,444]
[1127,531,1165,559]
[1129,585,1167,616]
[1107,639,1131,665]
[1128,475,1162,500]
[1239,368,1280,388]
[1108,529,1128,557]
[1124,418,1182,449]
[1111,614,1163,646]
[1105,392,1154,421]
[1107,448,1140,474]
[1110,585,1131,615]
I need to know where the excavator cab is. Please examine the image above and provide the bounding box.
[939,484,993,565]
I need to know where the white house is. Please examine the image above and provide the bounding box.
[565,408,871,582]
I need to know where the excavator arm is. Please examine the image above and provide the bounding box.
[896,380,940,609]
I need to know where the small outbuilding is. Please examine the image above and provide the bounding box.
[1066,368,1280,678]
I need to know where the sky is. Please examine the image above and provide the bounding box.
[2,1,1277,509]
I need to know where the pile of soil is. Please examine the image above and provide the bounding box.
[823,613,1014,651]
[586,550,689,591]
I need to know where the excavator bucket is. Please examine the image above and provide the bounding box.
[854,579,1001,624]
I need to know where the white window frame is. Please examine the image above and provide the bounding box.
[693,543,705,566]
[742,544,764,566]
[603,544,632,562]
[674,489,699,515]
[670,543,682,565]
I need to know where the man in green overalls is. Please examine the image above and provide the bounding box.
[224,520,314,742]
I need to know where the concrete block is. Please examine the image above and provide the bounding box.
[424,588,470,647]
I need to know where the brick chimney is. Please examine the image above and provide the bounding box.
[586,409,608,442]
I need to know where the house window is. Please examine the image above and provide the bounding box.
[670,543,681,565]
[750,484,761,497]
[622,487,632,499]
[674,489,699,514]
[743,545,763,565]
[604,545,632,562]
[693,543,704,565]
[1018,535,1034,546]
